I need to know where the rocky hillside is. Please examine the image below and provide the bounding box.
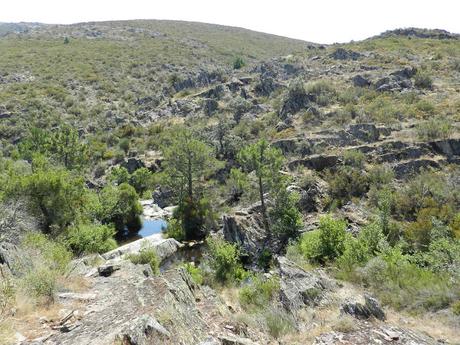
[0,20,459,345]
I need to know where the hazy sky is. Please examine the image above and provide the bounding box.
[1,0,459,43]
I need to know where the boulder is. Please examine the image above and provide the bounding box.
[393,159,440,179]
[288,178,328,213]
[102,235,182,263]
[340,294,386,321]
[351,75,371,87]
[278,257,335,312]
[347,123,379,142]
[429,138,460,157]
[152,186,174,208]
[254,76,279,96]
[121,157,145,174]
[330,48,362,61]
[115,315,170,344]
[219,335,259,345]
[202,98,219,116]
[288,154,340,171]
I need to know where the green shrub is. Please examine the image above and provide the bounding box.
[343,150,365,169]
[297,215,347,263]
[357,246,457,312]
[182,263,203,285]
[126,243,160,274]
[21,267,57,303]
[22,233,72,272]
[65,224,117,255]
[164,217,185,242]
[129,167,153,195]
[416,118,452,141]
[207,237,246,283]
[306,80,336,106]
[270,189,303,244]
[326,166,369,204]
[414,70,433,89]
[233,56,245,70]
[239,275,279,311]
[452,300,460,315]
[264,309,295,339]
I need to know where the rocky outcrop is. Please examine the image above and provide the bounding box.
[152,186,174,208]
[314,324,437,345]
[102,234,182,263]
[288,154,340,171]
[330,48,362,60]
[288,178,328,213]
[429,138,460,157]
[278,257,335,312]
[351,75,371,87]
[340,294,386,320]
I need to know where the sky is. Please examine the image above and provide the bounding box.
[1,0,459,43]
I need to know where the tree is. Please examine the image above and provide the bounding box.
[238,139,284,233]
[99,183,142,234]
[162,127,219,202]
[161,127,220,240]
[233,56,245,70]
[49,125,88,170]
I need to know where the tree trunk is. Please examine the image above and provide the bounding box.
[259,174,270,234]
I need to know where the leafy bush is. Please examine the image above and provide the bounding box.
[65,224,117,255]
[99,183,142,234]
[416,118,452,140]
[233,56,245,70]
[414,70,433,89]
[343,150,365,169]
[126,243,160,274]
[306,80,336,106]
[164,217,185,242]
[270,189,303,244]
[21,267,57,303]
[207,237,246,283]
[297,215,347,263]
[264,309,295,339]
[239,275,279,311]
[22,233,72,272]
[182,263,203,285]
[326,166,369,204]
[129,167,154,195]
[452,300,460,315]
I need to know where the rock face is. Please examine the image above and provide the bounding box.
[314,325,437,345]
[352,75,371,87]
[340,294,386,321]
[330,48,362,60]
[102,234,182,263]
[278,257,335,312]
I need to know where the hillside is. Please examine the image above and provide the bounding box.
[0,20,459,345]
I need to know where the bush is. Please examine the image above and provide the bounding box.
[65,224,117,255]
[297,215,347,263]
[343,150,365,169]
[126,243,160,274]
[233,56,245,70]
[21,267,57,303]
[416,118,452,141]
[22,233,72,272]
[326,166,369,204]
[164,218,185,242]
[452,300,460,315]
[306,80,336,106]
[264,309,295,339]
[270,189,303,244]
[357,246,457,312]
[207,237,246,283]
[182,263,203,285]
[414,70,433,89]
[239,275,279,311]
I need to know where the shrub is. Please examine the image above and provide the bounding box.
[357,246,457,312]
[298,230,322,262]
[65,224,117,255]
[182,263,203,285]
[22,233,72,272]
[164,218,185,242]
[264,309,295,339]
[130,167,153,195]
[416,118,452,140]
[343,150,365,169]
[452,300,460,315]
[270,189,303,244]
[21,267,57,303]
[239,275,279,311]
[326,166,369,204]
[233,56,245,70]
[414,70,433,89]
[317,215,347,261]
[306,80,336,106]
[207,237,246,283]
[126,243,160,274]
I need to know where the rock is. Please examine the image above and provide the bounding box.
[314,325,437,344]
[254,76,278,96]
[115,315,170,344]
[272,138,299,154]
[288,154,340,171]
[279,84,314,119]
[429,139,460,157]
[340,294,385,321]
[330,48,362,61]
[352,75,371,87]
[152,186,174,208]
[219,335,259,345]
[121,157,145,174]
[391,66,417,79]
[202,98,219,116]
[288,178,328,213]
[347,123,379,142]
[97,260,121,277]
[198,337,220,345]
[58,292,97,302]
[393,159,441,179]
[278,257,335,312]
[102,235,182,264]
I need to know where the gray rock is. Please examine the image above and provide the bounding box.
[340,294,385,321]
[115,315,170,344]
[97,260,121,277]
[330,48,362,60]
[429,139,460,157]
[219,335,259,345]
[347,123,379,142]
[121,157,145,174]
[288,154,340,171]
[278,257,335,312]
[352,75,371,87]
[202,98,219,116]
